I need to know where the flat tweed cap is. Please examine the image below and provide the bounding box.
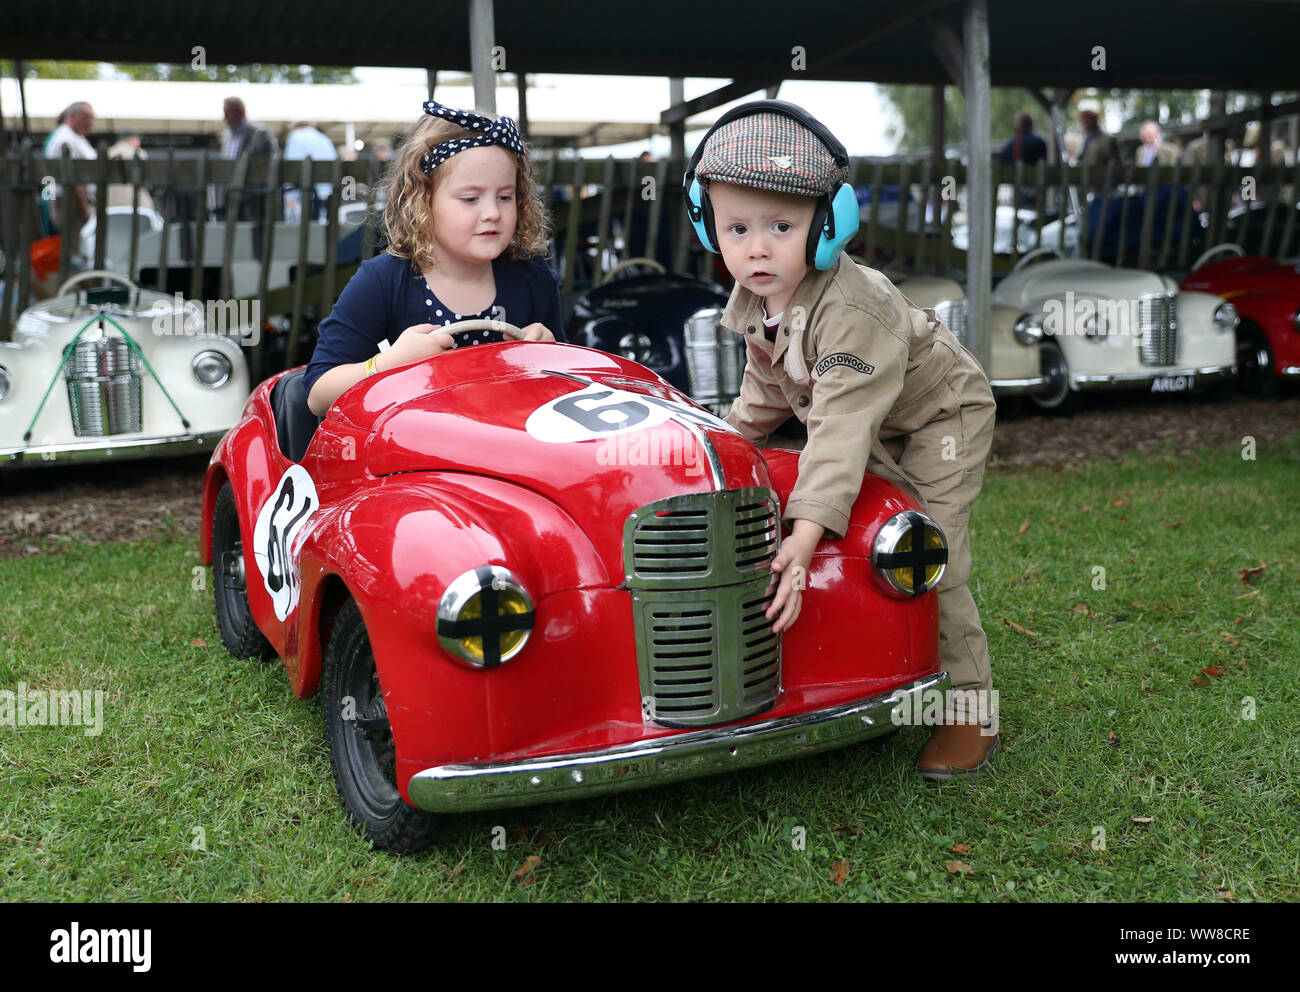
[697,112,848,198]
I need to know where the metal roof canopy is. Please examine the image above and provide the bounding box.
[1,0,1297,90]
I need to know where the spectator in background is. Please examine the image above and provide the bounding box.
[999,111,1047,165]
[216,97,279,220]
[372,139,394,163]
[42,101,97,237]
[1077,98,1120,168]
[106,129,156,212]
[1136,121,1179,167]
[284,121,339,221]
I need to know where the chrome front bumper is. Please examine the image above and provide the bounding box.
[406,671,949,813]
[991,375,1046,394]
[1072,363,1237,391]
[0,430,227,466]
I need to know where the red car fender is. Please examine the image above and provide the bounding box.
[761,446,941,686]
[290,471,611,700]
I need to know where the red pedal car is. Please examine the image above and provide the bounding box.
[201,320,949,853]
[1181,245,1300,394]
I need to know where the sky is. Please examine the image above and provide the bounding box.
[353,66,897,157]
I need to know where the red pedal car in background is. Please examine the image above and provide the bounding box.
[201,320,949,853]
[1181,245,1300,394]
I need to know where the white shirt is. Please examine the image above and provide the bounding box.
[285,125,338,201]
[43,124,97,200]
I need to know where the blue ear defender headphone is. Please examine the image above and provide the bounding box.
[683,100,860,271]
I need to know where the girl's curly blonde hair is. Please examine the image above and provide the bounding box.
[383,109,551,273]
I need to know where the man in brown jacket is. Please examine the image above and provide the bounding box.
[685,101,999,777]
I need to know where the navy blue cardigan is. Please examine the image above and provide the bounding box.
[304,251,566,398]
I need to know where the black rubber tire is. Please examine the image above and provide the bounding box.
[1029,339,1083,415]
[322,599,439,854]
[212,482,275,660]
[1234,321,1279,397]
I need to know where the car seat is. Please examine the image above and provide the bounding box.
[269,369,321,462]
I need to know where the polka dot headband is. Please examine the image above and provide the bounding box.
[420,100,525,173]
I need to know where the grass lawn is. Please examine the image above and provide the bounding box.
[2,431,1297,902]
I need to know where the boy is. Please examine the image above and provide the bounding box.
[685,101,999,778]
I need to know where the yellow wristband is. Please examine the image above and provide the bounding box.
[365,355,378,376]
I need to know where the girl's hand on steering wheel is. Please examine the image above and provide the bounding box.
[518,323,555,342]
[381,323,455,371]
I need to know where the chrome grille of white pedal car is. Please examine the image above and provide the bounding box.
[1138,292,1178,366]
[65,336,143,436]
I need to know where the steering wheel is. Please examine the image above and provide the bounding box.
[58,269,139,297]
[600,257,666,284]
[435,317,530,349]
[1191,243,1245,272]
[1012,247,1063,273]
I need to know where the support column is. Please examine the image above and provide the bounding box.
[963,0,992,375]
[669,78,689,273]
[930,84,946,232]
[516,72,530,139]
[469,0,497,113]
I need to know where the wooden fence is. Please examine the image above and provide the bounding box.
[3,148,1298,373]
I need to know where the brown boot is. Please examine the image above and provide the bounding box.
[917,723,1001,780]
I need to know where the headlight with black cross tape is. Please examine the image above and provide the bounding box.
[436,565,535,668]
[870,510,948,597]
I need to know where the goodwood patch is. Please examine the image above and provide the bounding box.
[814,352,875,377]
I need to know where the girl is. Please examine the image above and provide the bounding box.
[305,102,564,416]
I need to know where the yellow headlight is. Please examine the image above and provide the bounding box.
[871,511,948,597]
[437,566,535,668]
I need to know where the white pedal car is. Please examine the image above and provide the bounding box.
[989,250,1239,413]
[0,272,250,466]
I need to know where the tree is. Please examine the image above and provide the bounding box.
[1,60,357,84]
[112,63,358,84]
[879,84,1044,152]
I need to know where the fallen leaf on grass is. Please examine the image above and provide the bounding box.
[1002,618,1038,637]
[1113,497,1130,507]
[1072,603,1092,617]
[1131,816,1154,824]
[830,859,850,885]
[190,638,207,648]
[1163,521,1182,528]
[945,861,974,875]
[1188,676,1212,688]
[1017,520,1030,535]
[1238,562,1267,584]
[513,855,543,885]
[832,824,864,836]
[1106,731,1120,746]
[512,825,530,840]
[951,843,972,855]
[1203,665,1227,677]
[1215,888,1236,901]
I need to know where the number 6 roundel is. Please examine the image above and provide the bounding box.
[252,465,321,621]
[525,383,677,443]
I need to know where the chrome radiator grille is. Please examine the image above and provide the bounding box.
[625,488,781,727]
[935,298,969,348]
[1137,292,1178,366]
[64,336,142,436]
